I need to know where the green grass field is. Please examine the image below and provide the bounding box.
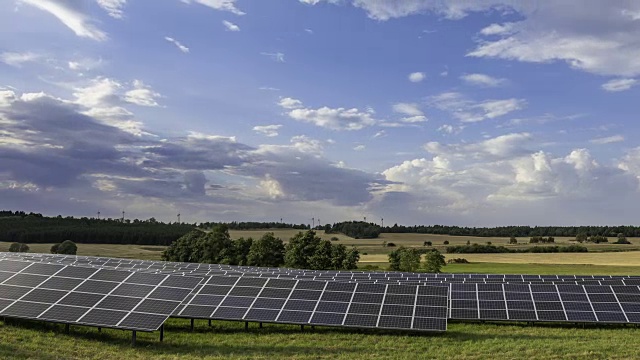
[1,318,638,359]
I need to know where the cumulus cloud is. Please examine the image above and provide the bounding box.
[601,78,638,92]
[164,37,190,53]
[278,97,378,131]
[20,0,107,41]
[408,72,425,82]
[460,73,507,87]
[124,80,162,107]
[253,124,282,137]
[428,92,525,123]
[353,144,366,151]
[222,20,240,31]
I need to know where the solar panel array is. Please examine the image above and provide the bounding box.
[3,252,640,330]
[448,283,640,323]
[174,275,448,331]
[0,258,201,331]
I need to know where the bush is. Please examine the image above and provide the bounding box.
[8,242,29,252]
[447,258,469,264]
[386,242,396,247]
[466,240,471,245]
[53,240,77,255]
[588,235,608,243]
[423,241,432,247]
[330,236,339,241]
[509,236,517,244]
[360,264,380,270]
[615,233,631,244]
[529,236,555,244]
[443,240,449,245]
[486,241,492,245]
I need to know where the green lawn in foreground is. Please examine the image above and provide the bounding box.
[0,318,638,360]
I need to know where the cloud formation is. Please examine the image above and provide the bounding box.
[278,97,378,131]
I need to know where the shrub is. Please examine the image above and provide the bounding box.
[466,240,471,245]
[615,233,631,244]
[588,235,608,243]
[486,241,492,245]
[423,241,432,246]
[447,258,469,264]
[443,240,449,245]
[53,240,77,255]
[509,236,517,244]
[386,242,396,247]
[330,236,339,241]
[8,242,29,252]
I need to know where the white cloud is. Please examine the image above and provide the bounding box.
[164,37,190,53]
[68,57,103,72]
[260,52,285,63]
[467,3,640,77]
[437,124,464,135]
[182,0,245,15]
[401,115,427,123]
[278,97,303,109]
[259,86,280,91]
[590,135,624,145]
[0,52,41,67]
[392,102,423,116]
[96,0,127,19]
[353,145,366,151]
[278,97,377,131]
[20,0,107,41]
[253,124,282,137]
[408,72,425,82]
[480,22,515,36]
[222,20,240,31]
[428,92,525,123]
[124,80,162,107]
[373,130,386,138]
[460,73,507,87]
[304,28,314,34]
[601,78,638,92]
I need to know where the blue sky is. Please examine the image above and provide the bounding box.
[1,0,640,226]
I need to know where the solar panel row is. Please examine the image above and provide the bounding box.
[0,259,201,332]
[174,275,449,332]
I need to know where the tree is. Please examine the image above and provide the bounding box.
[423,241,432,247]
[398,248,422,272]
[330,244,348,270]
[234,237,253,266]
[162,230,205,262]
[443,240,449,245]
[575,232,588,243]
[343,248,360,270]
[285,231,322,269]
[201,224,236,264]
[55,240,77,255]
[50,243,59,254]
[388,247,421,272]
[9,243,29,252]
[509,236,517,244]
[423,250,446,273]
[246,232,285,267]
[616,233,631,244]
[308,240,333,270]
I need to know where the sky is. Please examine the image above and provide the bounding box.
[1,0,640,226]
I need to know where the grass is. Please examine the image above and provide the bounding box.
[1,317,639,359]
[0,243,166,261]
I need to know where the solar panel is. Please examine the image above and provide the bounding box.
[0,259,200,332]
[175,275,448,332]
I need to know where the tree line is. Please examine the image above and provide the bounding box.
[388,247,446,272]
[382,224,640,237]
[0,211,193,245]
[325,221,381,239]
[198,221,309,230]
[162,227,360,270]
[445,244,588,254]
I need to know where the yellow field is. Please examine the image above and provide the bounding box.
[359,251,640,266]
[0,242,166,260]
